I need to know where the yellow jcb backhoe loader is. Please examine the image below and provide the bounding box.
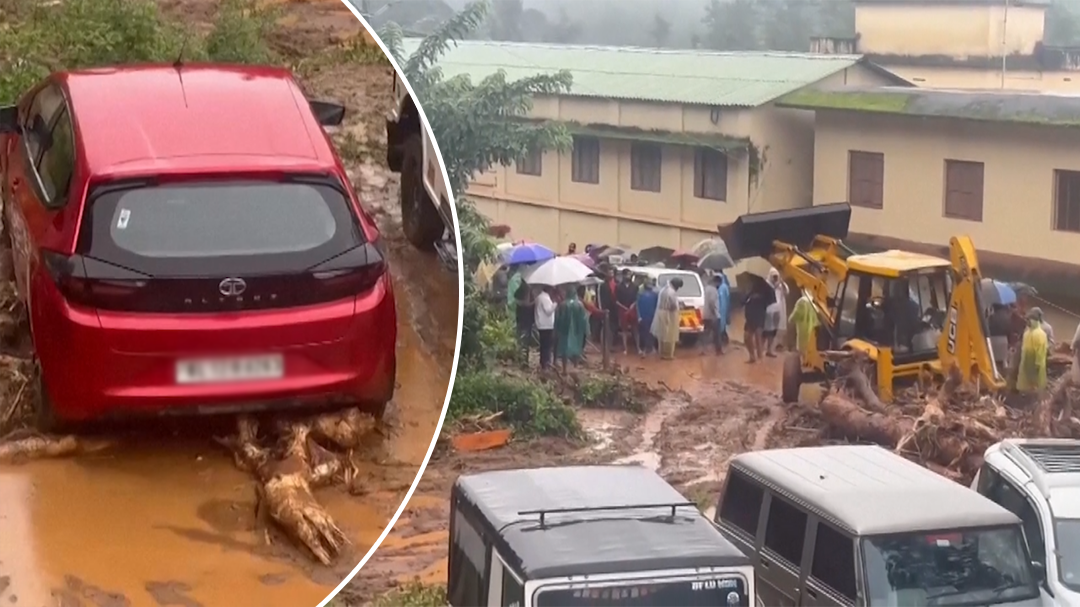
[721,203,1005,402]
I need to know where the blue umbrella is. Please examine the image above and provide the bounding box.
[981,279,1017,307]
[503,243,555,265]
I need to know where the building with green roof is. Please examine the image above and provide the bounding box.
[403,38,902,257]
[775,85,1080,287]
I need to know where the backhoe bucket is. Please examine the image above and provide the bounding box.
[719,203,852,260]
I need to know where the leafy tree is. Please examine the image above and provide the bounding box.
[546,8,581,44]
[760,0,814,51]
[703,0,760,51]
[488,0,523,41]
[1046,0,1080,46]
[379,0,573,200]
[651,13,672,47]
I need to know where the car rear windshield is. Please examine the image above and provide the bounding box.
[657,273,703,298]
[82,178,362,276]
[536,576,748,607]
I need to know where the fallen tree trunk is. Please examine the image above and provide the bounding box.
[0,432,112,464]
[220,409,376,565]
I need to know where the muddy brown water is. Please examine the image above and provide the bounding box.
[0,157,457,607]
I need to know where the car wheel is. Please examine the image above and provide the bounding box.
[34,364,60,433]
[400,134,444,251]
[781,352,802,404]
[363,358,396,422]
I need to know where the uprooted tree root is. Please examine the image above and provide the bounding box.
[216,408,379,565]
[792,350,1080,485]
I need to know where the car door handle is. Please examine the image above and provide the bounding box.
[760,558,771,569]
[805,588,818,599]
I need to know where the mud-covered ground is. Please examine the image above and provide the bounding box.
[0,3,458,607]
[342,327,806,605]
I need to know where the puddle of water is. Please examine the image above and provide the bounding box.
[613,397,682,472]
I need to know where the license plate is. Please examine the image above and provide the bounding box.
[175,355,284,384]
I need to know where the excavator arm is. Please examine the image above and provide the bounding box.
[938,235,1005,390]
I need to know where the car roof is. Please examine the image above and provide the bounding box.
[59,64,336,178]
[995,439,1080,518]
[847,250,951,276]
[618,266,702,280]
[731,445,1019,535]
[454,465,749,580]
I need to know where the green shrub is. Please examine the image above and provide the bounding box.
[575,374,648,413]
[0,0,281,105]
[450,371,581,438]
[371,581,448,607]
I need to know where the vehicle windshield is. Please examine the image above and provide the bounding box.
[656,274,703,298]
[862,526,1039,606]
[535,576,749,607]
[1054,518,1080,591]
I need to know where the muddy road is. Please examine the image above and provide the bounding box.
[342,321,808,604]
[0,4,458,607]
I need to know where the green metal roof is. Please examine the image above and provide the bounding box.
[401,39,871,107]
[778,87,1080,127]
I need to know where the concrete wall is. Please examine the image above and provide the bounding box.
[468,64,892,257]
[885,65,1080,93]
[854,3,1045,59]
[811,109,1080,265]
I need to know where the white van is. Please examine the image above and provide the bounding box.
[618,266,706,335]
[976,439,1080,605]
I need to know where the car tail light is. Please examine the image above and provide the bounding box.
[308,241,386,300]
[695,308,703,322]
[41,250,149,310]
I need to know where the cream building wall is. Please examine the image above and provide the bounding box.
[469,65,892,254]
[810,109,1080,265]
[854,3,1046,59]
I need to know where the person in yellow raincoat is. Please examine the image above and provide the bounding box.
[1017,307,1049,393]
[788,292,819,359]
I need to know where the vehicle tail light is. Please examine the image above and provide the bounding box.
[308,241,386,300]
[41,250,149,310]
[695,308,703,322]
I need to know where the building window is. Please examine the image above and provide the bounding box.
[943,159,984,222]
[1054,170,1080,233]
[571,136,600,184]
[630,142,661,192]
[694,147,727,201]
[847,151,883,209]
[515,147,541,176]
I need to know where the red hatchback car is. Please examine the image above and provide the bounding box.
[0,64,397,427]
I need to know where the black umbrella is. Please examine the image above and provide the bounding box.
[638,246,675,264]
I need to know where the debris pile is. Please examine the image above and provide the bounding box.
[782,350,1080,485]
[217,408,381,565]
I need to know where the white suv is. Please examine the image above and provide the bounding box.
[976,439,1080,606]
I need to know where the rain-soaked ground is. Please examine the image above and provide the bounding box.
[345,301,1080,603]
[0,4,458,606]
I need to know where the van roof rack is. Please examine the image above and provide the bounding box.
[1017,443,1080,474]
[519,501,696,527]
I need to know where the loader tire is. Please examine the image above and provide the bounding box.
[782,352,802,404]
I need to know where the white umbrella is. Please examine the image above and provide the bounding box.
[525,257,594,286]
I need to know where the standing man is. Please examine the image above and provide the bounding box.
[616,269,639,354]
[567,242,577,255]
[717,273,731,353]
[599,266,619,352]
[555,286,588,372]
[764,268,789,357]
[743,278,775,363]
[637,278,659,358]
[701,275,722,355]
[512,274,534,367]
[535,285,557,370]
[653,278,682,360]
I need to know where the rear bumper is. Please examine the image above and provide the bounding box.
[32,275,397,423]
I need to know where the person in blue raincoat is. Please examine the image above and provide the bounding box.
[717,273,731,352]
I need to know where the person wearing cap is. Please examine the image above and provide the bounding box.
[1017,307,1049,394]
